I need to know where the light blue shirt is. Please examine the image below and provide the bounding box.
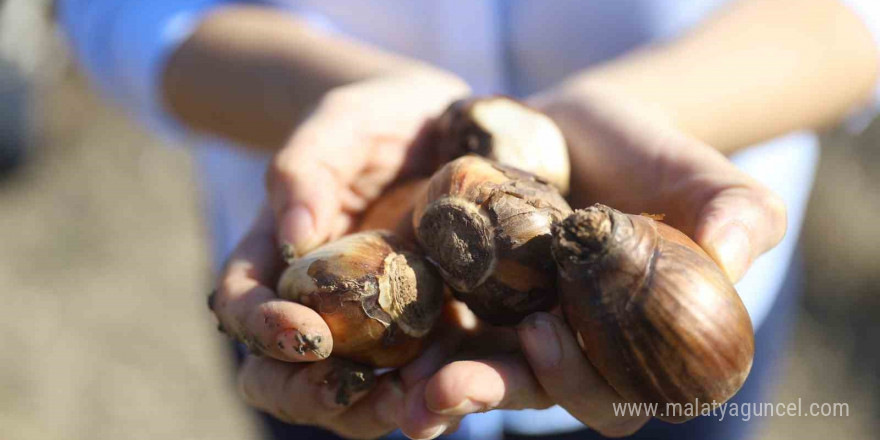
[58,1,880,438]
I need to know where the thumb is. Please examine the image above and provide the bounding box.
[267,148,348,261]
[693,184,788,283]
[265,105,376,259]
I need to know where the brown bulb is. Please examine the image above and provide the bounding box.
[413,155,572,325]
[551,205,754,423]
[434,96,571,193]
[277,231,445,367]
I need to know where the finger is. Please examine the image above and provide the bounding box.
[637,135,787,283]
[398,328,464,388]
[424,355,553,416]
[268,147,348,259]
[399,380,459,440]
[238,356,375,426]
[693,184,787,282]
[212,206,332,361]
[266,99,380,256]
[652,144,787,282]
[546,94,786,283]
[324,373,405,440]
[612,137,787,283]
[444,298,521,357]
[518,313,650,438]
[397,298,472,388]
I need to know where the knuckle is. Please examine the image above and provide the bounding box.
[249,300,282,331]
[213,281,233,312]
[238,358,315,426]
[765,192,787,226]
[272,401,309,426]
[754,188,787,244]
[214,282,245,328]
[266,153,301,191]
[320,87,358,110]
[211,284,238,334]
[236,358,261,407]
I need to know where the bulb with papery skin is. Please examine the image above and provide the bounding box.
[551,205,755,423]
[413,155,572,325]
[434,96,571,194]
[277,231,445,367]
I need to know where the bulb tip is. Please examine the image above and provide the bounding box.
[551,205,615,271]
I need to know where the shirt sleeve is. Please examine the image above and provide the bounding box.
[57,0,228,138]
[837,0,880,131]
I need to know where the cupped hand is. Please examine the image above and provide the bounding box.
[534,86,787,283]
[210,206,397,439]
[214,68,468,364]
[207,69,469,438]
[212,75,787,439]
[266,69,470,259]
[404,85,788,439]
[210,204,489,439]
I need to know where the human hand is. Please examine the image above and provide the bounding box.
[401,85,788,438]
[211,204,504,439]
[207,68,472,438]
[266,69,470,259]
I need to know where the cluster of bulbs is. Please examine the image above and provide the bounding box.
[275,97,754,423]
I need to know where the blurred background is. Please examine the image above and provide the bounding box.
[0,0,877,439]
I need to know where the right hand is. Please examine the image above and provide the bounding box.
[209,69,471,438]
[266,68,470,258]
[211,204,522,439]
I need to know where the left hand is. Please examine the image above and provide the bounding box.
[398,311,647,439]
[399,85,788,439]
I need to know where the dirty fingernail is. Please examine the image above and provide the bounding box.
[706,222,751,283]
[280,243,297,264]
[518,314,562,369]
[276,330,328,361]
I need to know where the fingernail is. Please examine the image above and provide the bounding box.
[375,376,405,425]
[706,222,751,283]
[276,330,328,360]
[280,243,297,264]
[413,424,448,440]
[280,204,316,257]
[518,314,562,369]
[430,398,484,416]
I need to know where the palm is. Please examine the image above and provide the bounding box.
[535,90,786,268]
